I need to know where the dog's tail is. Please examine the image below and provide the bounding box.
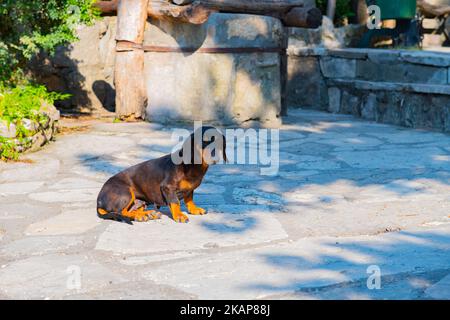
[97,208,133,225]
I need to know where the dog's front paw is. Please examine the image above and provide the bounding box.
[173,212,189,223]
[188,206,207,215]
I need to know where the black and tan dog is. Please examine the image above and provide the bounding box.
[96,126,226,224]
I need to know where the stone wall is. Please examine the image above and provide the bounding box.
[287,47,450,132]
[0,102,60,155]
[33,14,283,126]
[144,13,283,127]
[30,17,117,115]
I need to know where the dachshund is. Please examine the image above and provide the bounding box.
[96,126,227,224]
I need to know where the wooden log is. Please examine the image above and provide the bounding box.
[116,0,149,43]
[94,0,118,13]
[95,0,307,16]
[95,0,212,24]
[281,7,322,28]
[95,0,320,27]
[148,0,212,24]
[115,0,149,120]
[115,50,147,120]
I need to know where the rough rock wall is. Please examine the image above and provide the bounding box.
[287,47,450,132]
[31,17,117,115]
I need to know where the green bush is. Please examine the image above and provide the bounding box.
[0,1,99,160]
[0,0,100,85]
[0,84,70,160]
[0,85,69,127]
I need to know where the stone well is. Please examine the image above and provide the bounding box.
[143,13,284,126]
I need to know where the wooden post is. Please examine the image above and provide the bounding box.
[115,0,149,120]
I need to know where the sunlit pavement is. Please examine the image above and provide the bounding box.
[1,109,450,299]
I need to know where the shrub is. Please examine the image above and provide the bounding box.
[0,84,70,160]
[0,0,100,85]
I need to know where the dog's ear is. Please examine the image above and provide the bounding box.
[180,132,203,165]
[202,127,227,164]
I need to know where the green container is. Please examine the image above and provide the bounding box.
[369,0,417,20]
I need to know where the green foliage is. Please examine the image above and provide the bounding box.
[0,1,98,160]
[0,136,19,161]
[316,0,355,25]
[0,0,100,84]
[0,84,70,160]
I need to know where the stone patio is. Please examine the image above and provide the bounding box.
[1,109,450,299]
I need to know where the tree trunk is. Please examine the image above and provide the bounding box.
[115,50,147,120]
[115,0,149,120]
[116,0,149,42]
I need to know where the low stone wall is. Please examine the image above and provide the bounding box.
[0,102,60,156]
[287,47,450,132]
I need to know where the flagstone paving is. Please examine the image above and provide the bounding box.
[1,109,450,299]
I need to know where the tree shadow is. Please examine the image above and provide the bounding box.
[240,228,450,299]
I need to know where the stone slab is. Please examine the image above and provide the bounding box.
[320,57,356,79]
[29,188,99,203]
[0,254,127,299]
[0,181,44,196]
[95,212,287,255]
[0,159,60,183]
[0,236,84,258]
[400,51,450,67]
[25,209,100,236]
[142,226,450,299]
